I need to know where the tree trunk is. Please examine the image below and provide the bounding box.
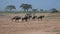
[25,9,28,14]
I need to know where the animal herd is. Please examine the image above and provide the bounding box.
[11,14,45,22]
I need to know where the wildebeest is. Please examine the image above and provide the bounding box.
[32,16,37,20]
[37,15,44,21]
[27,15,32,20]
[12,16,21,22]
[22,15,29,22]
[21,14,33,22]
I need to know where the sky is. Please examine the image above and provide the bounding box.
[0,0,60,11]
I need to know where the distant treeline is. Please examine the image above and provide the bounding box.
[0,3,59,13]
[0,11,50,13]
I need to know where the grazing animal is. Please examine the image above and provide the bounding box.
[32,16,37,20]
[12,16,21,22]
[27,15,32,20]
[22,15,29,22]
[37,15,44,21]
[22,14,32,22]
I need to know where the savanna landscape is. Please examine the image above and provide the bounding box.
[0,0,60,34]
[0,13,60,34]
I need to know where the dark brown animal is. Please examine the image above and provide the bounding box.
[37,15,44,21]
[12,16,21,22]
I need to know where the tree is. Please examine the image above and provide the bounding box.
[32,9,38,15]
[40,9,44,12]
[20,3,32,12]
[32,9,37,12]
[40,9,43,11]
[51,8,59,13]
[5,5,16,11]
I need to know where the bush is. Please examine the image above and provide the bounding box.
[51,8,59,13]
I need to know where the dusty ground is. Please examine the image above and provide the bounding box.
[0,13,60,34]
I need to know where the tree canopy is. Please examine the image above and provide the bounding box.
[51,8,59,13]
[20,3,32,12]
[5,5,16,11]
